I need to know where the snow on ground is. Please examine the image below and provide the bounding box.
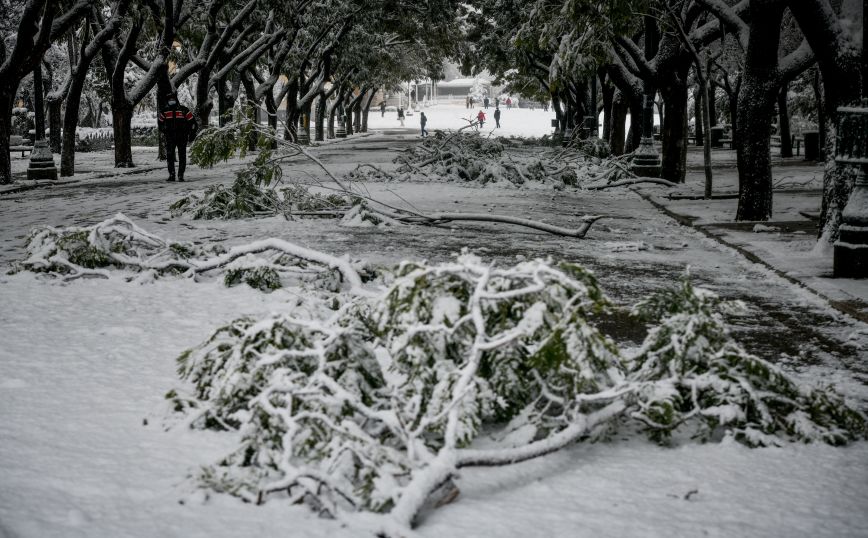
[367,103,557,138]
[1,136,867,537]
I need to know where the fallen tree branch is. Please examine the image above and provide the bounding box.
[585,177,679,190]
[189,237,375,297]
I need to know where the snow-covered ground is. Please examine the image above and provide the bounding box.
[1,137,867,537]
[367,103,558,138]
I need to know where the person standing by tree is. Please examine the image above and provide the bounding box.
[477,109,486,128]
[493,106,501,128]
[380,101,386,117]
[397,106,405,127]
[420,111,428,137]
[158,92,198,182]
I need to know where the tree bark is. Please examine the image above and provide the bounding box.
[0,88,14,183]
[707,78,718,126]
[314,92,327,141]
[610,91,628,155]
[659,78,689,183]
[112,106,134,168]
[625,96,642,152]
[787,0,863,241]
[735,0,787,221]
[61,52,94,176]
[48,98,62,152]
[694,86,704,146]
[33,63,45,140]
[601,75,614,142]
[777,84,792,158]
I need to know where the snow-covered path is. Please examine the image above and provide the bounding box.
[1,135,866,537]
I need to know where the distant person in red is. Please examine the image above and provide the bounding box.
[506,97,512,110]
[158,91,197,182]
[477,110,486,128]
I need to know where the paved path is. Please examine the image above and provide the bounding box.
[2,133,865,398]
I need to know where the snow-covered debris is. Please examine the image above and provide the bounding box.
[165,252,866,531]
[13,214,370,294]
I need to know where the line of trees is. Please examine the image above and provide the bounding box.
[463,0,864,243]
[1,0,463,181]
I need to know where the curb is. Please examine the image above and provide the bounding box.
[0,165,165,196]
[632,187,868,324]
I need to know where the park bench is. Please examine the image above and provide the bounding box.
[9,135,32,157]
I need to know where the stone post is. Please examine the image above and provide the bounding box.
[28,64,57,181]
[832,100,868,278]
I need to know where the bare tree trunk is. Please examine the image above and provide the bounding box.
[660,79,689,183]
[625,96,642,153]
[314,92,327,141]
[112,106,134,168]
[610,91,628,155]
[361,90,376,132]
[707,78,718,126]
[0,88,14,183]
[777,84,792,158]
[694,86,704,146]
[33,63,46,140]
[735,0,787,221]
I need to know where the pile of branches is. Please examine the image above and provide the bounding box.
[346,131,580,187]
[346,131,674,189]
[170,176,350,220]
[166,250,866,533]
[185,116,605,239]
[12,214,373,294]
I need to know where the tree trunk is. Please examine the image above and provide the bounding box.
[659,81,689,183]
[694,86,704,146]
[196,67,212,127]
[601,77,614,142]
[217,78,232,127]
[811,69,826,160]
[610,91,628,156]
[315,92,327,141]
[33,63,46,140]
[625,96,642,153]
[361,90,376,132]
[48,98,63,153]
[777,84,792,158]
[552,95,564,133]
[735,0,786,221]
[112,106,134,168]
[788,0,864,241]
[707,78,718,126]
[0,88,13,183]
[60,54,93,177]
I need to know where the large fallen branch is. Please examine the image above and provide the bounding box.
[168,252,866,534]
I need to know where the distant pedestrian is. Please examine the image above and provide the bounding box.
[158,91,197,182]
[397,107,405,127]
[476,109,486,128]
[506,97,512,110]
[420,112,428,137]
[380,101,386,117]
[465,96,470,109]
[494,107,501,128]
[484,97,489,109]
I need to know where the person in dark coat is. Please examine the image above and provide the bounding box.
[494,107,501,128]
[484,97,489,109]
[420,112,428,137]
[380,101,386,117]
[158,91,197,182]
